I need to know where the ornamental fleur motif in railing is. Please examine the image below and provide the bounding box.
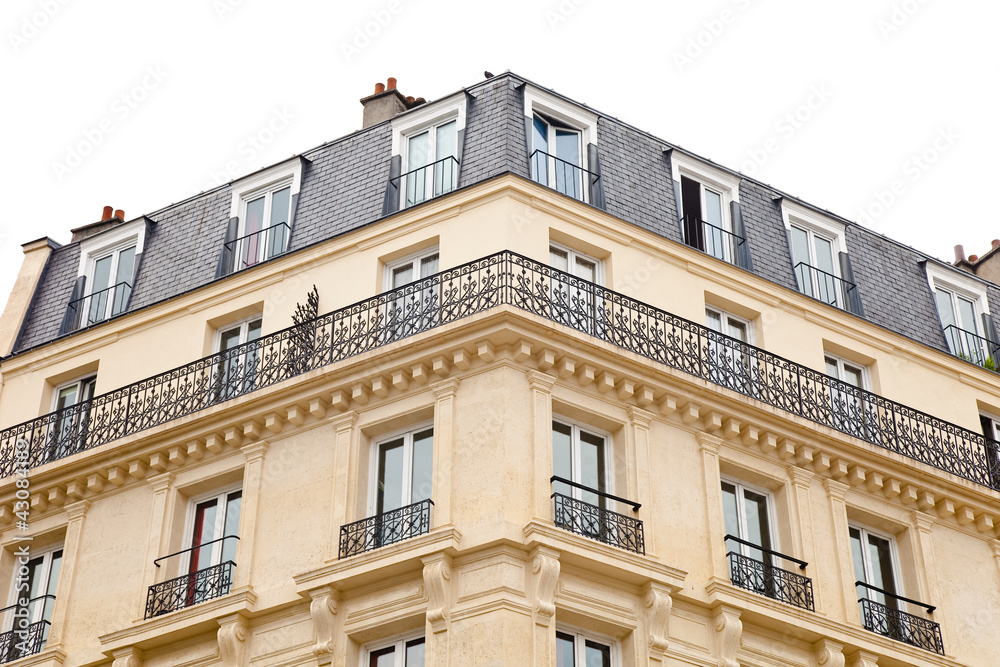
[145,561,235,619]
[338,499,433,559]
[552,493,645,554]
[2,251,999,493]
[859,598,944,655]
[0,620,48,664]
[727,551,814,611]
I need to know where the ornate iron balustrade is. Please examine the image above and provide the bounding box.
[529,150,599,203]
[145,561,235,619]
[682,216,748,268]
[339,499,433,559]
[551,477,644,554]
[391,156,460,209]
[725,535,814,611]
[793,262,861,314]
[66,280,132,331]
[3,250,1000,493]
[942,324,999,370]
[857,582,943,654]
[221,222,291,276]
[0,594,53,664]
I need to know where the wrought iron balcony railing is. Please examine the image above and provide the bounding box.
[391,156,460,209]
[145,535,239,619]
[856,581,943,654]
[724,534,814,611]
[66,280,132,331]
[220,222,291,277]
[2,250,999,493]
[942,324,999,370]
[682,216,748,268]
[793,262,862,314]
[338,499,433,559]
[529,150,599,203]
[551,476,644,554]
[0,595,53,664]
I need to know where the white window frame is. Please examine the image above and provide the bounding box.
[50,374,97,413]
[670,152,741,216]
[925,260,992,361]
[75,219,144,325]
[554,625,620,667]
[392,95,466,210]
[384,247,441,291]
[227,157,304,265]
[366,421,435,517]
[524,85,598,203]
[181,483,243,577]
[824,353,870,390]
[720,477,780,562]
[849,523,905,609]
[213,314,263,353]
[549,242,603,285]
[360,631,426,667]
[705,306,755,345]
[780,202,848,292]
[3,543,63,633]
[551,416,614,499]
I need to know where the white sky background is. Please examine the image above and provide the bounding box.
[1,0,996,313]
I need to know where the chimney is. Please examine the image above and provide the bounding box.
[102,205,114,221]
[360,77,409,129]
[955,245,966,263]
[114,209,125,220]
[69,206,129,243]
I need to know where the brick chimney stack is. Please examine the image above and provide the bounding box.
[359,78,426,128]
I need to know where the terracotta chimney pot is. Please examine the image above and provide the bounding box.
[114,209,125,220]
[374,82,385,94]
[102,206,114,221]
[992,239,1000,249]
[386,77,397,90]
[969,254,979,263]
[405,96,415,104]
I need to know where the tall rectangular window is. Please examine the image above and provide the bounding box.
[721,480,775,568]
[372,426,434,517]
[681,176,729,261]
[50,375,97,460]
[384,247,440,341]
[213,317,262,401]
[556,630,614,667]
[85,243,135,325]
[552,420,608,509]
[1,547,61,662]
[238,184,291,269]
[790,224,841,306]
[404,120,458,207]
[532,114,584,201]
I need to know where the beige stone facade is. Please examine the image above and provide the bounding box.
[1,172,998,667]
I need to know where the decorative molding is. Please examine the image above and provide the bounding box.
[308,587,338,664]
[430,377,461,400]
[111,646,142,667]
[712,605,742,667]
[846,649,879,667]
[643,582,673,654]
[531,548,560,622]
[697,432,723,455]
[240,441,269,464]
[146,471,175,494]
[422,553,453,628]
[627,405,654,430]
[822,477,849,501]
[815,638,845,667]
[329,410,358,431]
[217,612,249,667]
[65,499,90,521]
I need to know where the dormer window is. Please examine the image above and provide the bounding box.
[925,261,997,368]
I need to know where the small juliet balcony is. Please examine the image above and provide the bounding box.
[0,595,53,664]
[338,499,434,559]
[856,581,944,655]
[65,281,132,332]
[682,216,750,270]
[550,476,644,554]
[219,222,290,277]
[530,150,600,204]
[724,535,814,612]
[942,324,999,371]
[392,156,460,209]
[145,536,239,619]
[793,262,862,315]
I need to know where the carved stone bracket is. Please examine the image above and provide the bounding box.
[712,605,742,667]
[217,612,250,667]
[309,586,339,665]
[815,638,845,667]
[111,647,142,667]
[643,582,673,655]
[846,649,879,667]
[531,547,560,624]
[422,553,453,632]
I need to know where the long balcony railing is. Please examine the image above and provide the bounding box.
[724,534,814,611]
[66,281,132,331]
[338,499,433,559]
[793,262,861,314]
[2,250,999,493]
[391,156,460,209]
[682,216,747,268]
[221,222,291,276]
[942,324,999,370]
[0,595,53,664]
[529,150,599,203]
[551,476,644,554]
[856,581,943,654]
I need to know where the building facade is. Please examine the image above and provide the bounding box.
[0,73,998,667]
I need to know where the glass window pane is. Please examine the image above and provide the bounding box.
[704,189,723,228]
[115,246,136,284]
[407,131,430,171]
[584,640,612,667]
[245,196,265,235]
[411,429,434,503]
[370,647,395,667]
[57,385,78,411]
[552,422,573,497]
[578,430,605,506]
[221,491,242,563]
[436,121,457,159]
[405,638,426,667]
[934,289,956,327]
[247,319,262,343]
[42,551,61,625]
[92,255,113,292]
[269,187,291,227]
[743,490,771,560]
[813,236,835,273]
[550,247,569,272]
[532,116,550,186]
[377,439,405,513]
[575,257,595,282]
[220,326,242,351]
[957,296,978,333]
[420,254,439,278]
[191,499,218,573]
[843,365,863,388]
[726,318,747,342]
[868,534,897,605]
[706,309,722,333]
[721,482,739,553]
[825,356,839,377]
[556,632,575,667]
[392,264,414,289]
[555,129,580,166]
[790,226,813,296]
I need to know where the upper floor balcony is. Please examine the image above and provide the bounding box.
[219,222,291,277]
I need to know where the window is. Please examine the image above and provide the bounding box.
[213,317,262,402]
[524,85,598,204]
[824,353,871,438]
[722,480,776,577]
[365,636,425,667]
[49,375,97,460]
[978,413,1000,489]
[552,420,609,509]
[223,157,304,276]
[366,426,434,549]
[1,546,61,662]
[556,629,614,667]
[68,218,146,331]
[789,224,842,306]
[402,119,458,207]
[933,283,994,365]
[549,243,602,335]
[384,248,440,341]
[850,525,901,620]
[705,307,757,394]
[680,176,730,261]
